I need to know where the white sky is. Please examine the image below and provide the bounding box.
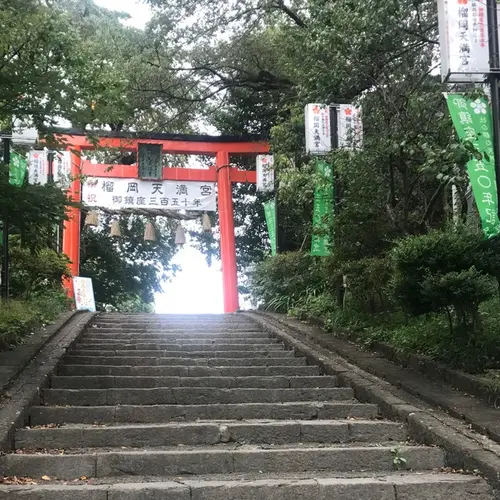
[94,0,226,314]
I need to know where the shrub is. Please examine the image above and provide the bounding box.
[391,228,487,316]
[341,256,393,313]
[0,289,70,351]
[248,252,331,312]
[9,242,71,300]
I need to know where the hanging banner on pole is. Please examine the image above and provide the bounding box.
[305,104,332,155]
[445,93,500,237]
[311,161,334,256]
[28,150,48,185]
[437,0,500,83]
[263,199,277,256]
[9,152,27,187]
[337,104,363,149]
[83,177,217,211]
[28,150,71,187]
[256,155,275,192]
[53,151,72,189]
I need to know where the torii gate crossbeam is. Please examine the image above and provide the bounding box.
[57,129,270,313]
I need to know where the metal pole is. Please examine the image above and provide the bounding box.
[486,0,500,218]
[1,138,10,302]
[47,151,54,184]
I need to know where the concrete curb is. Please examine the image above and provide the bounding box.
[0,311,77,395]
[0,311,96,452]
[244,311,500,493]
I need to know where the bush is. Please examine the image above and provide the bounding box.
[9,242,71,300]
[0,289,70,351]
[248,252,331,312]
[391,228,488,316]
[341,256,393,313]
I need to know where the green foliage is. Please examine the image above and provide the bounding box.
[342,257,393,314]
[391,229,488,316]
[80,214,179,310]
[248,252,329,312]
[9,243,71,300]
[0,291,70,351]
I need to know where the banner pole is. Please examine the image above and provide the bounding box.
[486,0,500,218]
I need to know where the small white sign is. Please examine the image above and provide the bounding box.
[256,155,275,192]
[305,104,331,155]
[28,150,71,187]
[73,277,96,312]
[438,0,492,83]
[82,177,217,211]
[337,104,363,150]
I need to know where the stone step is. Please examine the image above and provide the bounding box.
[0,445,445,479]
[61,356,307,366]
[57,365,322,377]
[0,474,491,500]
[68,349,294,358]
[82,332,270,339]
[50,375,337,389]
[76,339,280,348]
[87,327,263,334]
[16,420,407,450]
[42,387,354,406]
[30,402,379,425]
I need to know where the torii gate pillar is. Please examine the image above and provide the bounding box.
[62,147,82,298]
[216,151,239,313]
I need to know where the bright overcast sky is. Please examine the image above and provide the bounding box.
[94,0,152,28]
[94,0,226,314]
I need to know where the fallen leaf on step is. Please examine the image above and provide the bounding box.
[41,475,51,481]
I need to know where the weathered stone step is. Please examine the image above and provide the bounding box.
[30,401,379,425]
[61,356,306,366]
[50,375,337,389]
[57,364,321,377]
[83,328,269,340]
[68,350,294,358]
[76,339,280,348]
[0,445,445,479]
[92,316,255,323]
[0,474,492,500]
[87,327,263,334]
[16,420,406,450]
[42,387,353,406]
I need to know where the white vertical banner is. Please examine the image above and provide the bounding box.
[73,277,96,312]
[437,0,491,83]
[53,151,72,189]
[337,104,363,150]
[305,103,331,155]
[28,150,71,187]
[28,150,48,185]
[256,154,275,192]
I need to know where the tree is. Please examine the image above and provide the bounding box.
[80,214,179,310]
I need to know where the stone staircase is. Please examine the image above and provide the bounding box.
[0,314,493,499]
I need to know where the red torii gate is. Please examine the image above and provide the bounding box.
[57,129,270,313]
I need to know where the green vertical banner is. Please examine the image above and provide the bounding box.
[311,160,334,256]
[9,152,27,187]
[263,199,277,256]
[446,94,500,238]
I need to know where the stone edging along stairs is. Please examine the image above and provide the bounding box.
[0,313,495,499]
